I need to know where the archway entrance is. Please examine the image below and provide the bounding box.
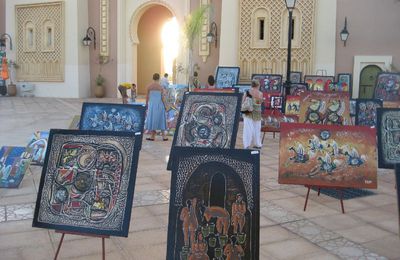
[359,65,382,98]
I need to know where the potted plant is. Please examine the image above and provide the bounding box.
[94,73,105,98]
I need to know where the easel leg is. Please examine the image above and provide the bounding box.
[304,186,311,211]
[262,132,266,144]
[102,237,105,260]
[317,187,321,196]
[336,189,345,214]
[54,233,65,260]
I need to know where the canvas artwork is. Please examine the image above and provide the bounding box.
[289,83,309,96]
[349,99,356,125]
[251,74,283,94]
[27,131,49,165]
[68,115,81,130]
[279,123,377,188]
[0,146,32,188]
[377,108,400,169]
[263,109,298,129]
[270,96,283,110]
[234,84,251,94]
[166,147,260,260]
[336,73,352,95]
[304,75,335,92]
[298,91,351,125]
[285,95,301,116]
[32,129,141,237]
[374,72,400,101]
[290,71,302,84]
[355,99,383,127]
[215,67,240,88]
[79,102,146,133]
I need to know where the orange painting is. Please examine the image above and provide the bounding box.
[279,123,377,188]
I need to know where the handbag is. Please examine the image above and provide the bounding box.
[241,94,253,112]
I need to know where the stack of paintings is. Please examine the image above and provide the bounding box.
[0,146,32,188]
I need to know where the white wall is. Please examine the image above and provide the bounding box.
[313,0,337,75]
[5,0,90,98]
[219,0,239,66]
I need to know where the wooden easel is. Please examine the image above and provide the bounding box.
[54,230,109,260]
[303,185,345,214]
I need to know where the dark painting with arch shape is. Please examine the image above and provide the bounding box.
[32,129,141,237]
[166,148,260,260]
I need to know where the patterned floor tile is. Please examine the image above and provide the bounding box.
[0,206,5,222]
[5,203,35,221]
[282,219,340,243]
[133,190,170,207]
[261,202,304,224]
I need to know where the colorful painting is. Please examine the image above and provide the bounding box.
[168,92,242,170]
[304,75,335,92]
[285,95,301,116]
[374,72,400,101]
[0,146,32,188]
[68,115,80,130]
[336,73,352,96]
[289,83,309,96]
[215,67,240,88]
[32,130,141,237]
[251,74,283,94]
[355,99,383,127]
[79,102,146,133]
[263,110,298,129]
[377,108,400,169]
[298,91,351,125]
[270,96,283,110]
[27,131,49,165]
[279,123,377,188]
[166,147,260,260]
[290,71,303,84]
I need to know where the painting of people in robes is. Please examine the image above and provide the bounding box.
[166,148,259,260]
[289,83,309,96]
[0,146,32,188]
[374,73,400,102]
[251,74,283,94]
[215,67,240,88]
[285,95,301,116]
[377,108,400,169]
[279,123,377,188]
[355,99,383,127]
[304,75,335,92]
[290,72,302,84]
[32,129,141,237]
[27,131,49,165]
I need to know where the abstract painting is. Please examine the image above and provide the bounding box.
[32,129,141,237]
[289,83,309,96]
[215,67,240,88]
[167,147,259,260]
[337,73,352,96]
[251,74,283,94]
[304,75,335,92]
[0,146,32,188]
[355,99,383,127]
[27,131,49,165]
[168,92,242,170]
[285,95,301,116]
[377,108,400,169]
[374,72,400,101]
[298,91,351,125]
[290,71,303,84]
[270,96,283,110]
[79,102,146,133]
[279,123,377,188]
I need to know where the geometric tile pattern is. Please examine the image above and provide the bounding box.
[5,203,35,222]
[132,190,170,207]
[0,206,5,223]
[282,219,340,243]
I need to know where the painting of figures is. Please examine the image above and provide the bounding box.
[374,72,400,101]
[290,71,302,84]
[234,84,251,94]
[215,67,240,88]
[289,83,309,96]
[79,102,146,133]
[279,123,377,188]
[0,146,32,188]
[304,75,335,92]
[336,73,352,95]
[285,95,301,116]
[27,131,49,165]
[251,74,283,94]
[32,129,141,237]
[377,108,400,169]
[166,147,259,260]
[270,96,283,110]
[298,91,351,125]
[355,99,383,127]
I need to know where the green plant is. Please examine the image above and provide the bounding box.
[183,5,209,50]
[96,74,105,86]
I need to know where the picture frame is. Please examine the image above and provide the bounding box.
[289,83,309,96]
[304,75,335,92]
[290,71,303,83]
[337,73,353,96]
[377,108,400,169]
[355,99,383,127]
[215,66,240,88]
[374,72,400,102]
[251,74,283,94]
[270,96,283,110]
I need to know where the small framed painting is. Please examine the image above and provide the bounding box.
[270,96,283,110]
[215,67,240,88]
[290,71,303,83]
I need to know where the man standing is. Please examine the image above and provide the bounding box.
[160,73,169,90]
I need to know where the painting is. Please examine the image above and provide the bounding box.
[263,109,298,129]
[251,74,283,94]
[68,115,80,130]
[349,99,356,125]
[168,92,242,170]
[0,146,32,188]
[298,91,351,125]
[79,102,146,133]
[32,129,141,237]
[27,131,49,165]
[215,67,240,88]
[336,73,352,96]
[290,71,303,84]
[285,95,301,116]
[374,72,400,101]
[270,96,283,110]
[279,123,377,188]
[234,84,251,94]
[377,108,400,169]
[355,99,383,127]
[289,83,309,96]
[166,147,260,260]
[395,164,400,236]
[304,75,335,92]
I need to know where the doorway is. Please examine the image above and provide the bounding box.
[359,65,382,98]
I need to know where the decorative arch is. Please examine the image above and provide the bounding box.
[280,8,302,49]
[250,7,270,49]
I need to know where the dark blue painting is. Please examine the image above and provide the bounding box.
[0,146,32,188]
[215,67,240,88]
[79,102,146,133]
[27,131,49,165]
[355,99,383,127]
[377,108,400,169]
[167,148,260,260]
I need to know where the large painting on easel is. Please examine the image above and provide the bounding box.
[279,123,377,188]
[377,108,400,169]
[215,67,240,88]
[32,129,141,237]
[0,146,32,188]
[374,72,400,101]
[167,148,259,260]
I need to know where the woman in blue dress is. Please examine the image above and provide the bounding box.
[145,73,168,141]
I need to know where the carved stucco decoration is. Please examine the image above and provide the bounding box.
[100,0,109,58]
[198,0,210,63]
[16,2,64,82]
[239,0,315,81]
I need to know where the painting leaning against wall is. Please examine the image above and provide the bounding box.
[377,108,400,169]
[0,146,32,188]
[26,131,49,165]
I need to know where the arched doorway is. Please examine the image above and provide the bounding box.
[359,65,382,98]
[137,6,173,94]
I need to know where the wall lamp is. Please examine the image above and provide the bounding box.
[340,17,349,47]
[0,33,13,51]
[206,22,218,48]
[82,27,96,49]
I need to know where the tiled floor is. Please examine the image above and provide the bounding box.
[0,97,399,260]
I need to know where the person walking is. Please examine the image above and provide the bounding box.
[242,79,263,149]
[145,73,168,141]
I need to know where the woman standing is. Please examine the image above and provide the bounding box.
[145,73,168,141]
[242,79,263,149]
